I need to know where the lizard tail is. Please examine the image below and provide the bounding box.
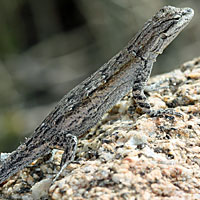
[0,135,51,184]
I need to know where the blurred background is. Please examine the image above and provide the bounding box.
[0,0,199,152]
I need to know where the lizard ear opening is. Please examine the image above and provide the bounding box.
[161,33,168,40]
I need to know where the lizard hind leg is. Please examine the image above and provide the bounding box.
[51,132,77,182]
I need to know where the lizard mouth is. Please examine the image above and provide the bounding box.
[178,7,194,26]
[162,6,194,28]
[163,7,194,40]
[180,7,194,19]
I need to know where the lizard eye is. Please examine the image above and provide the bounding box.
[160,8,165,13]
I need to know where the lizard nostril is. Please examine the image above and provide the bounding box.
[186,8,192,13]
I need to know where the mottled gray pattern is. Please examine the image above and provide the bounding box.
[0,6,194,184]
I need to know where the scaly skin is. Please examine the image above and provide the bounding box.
[0,6,194,184]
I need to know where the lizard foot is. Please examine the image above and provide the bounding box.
[147,108,183,119]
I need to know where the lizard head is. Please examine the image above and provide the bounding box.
[129,6,194,60]
[151,6,194,54]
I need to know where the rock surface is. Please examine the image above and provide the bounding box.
[1,57,200,200]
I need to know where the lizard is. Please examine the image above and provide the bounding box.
[0,6,194,185]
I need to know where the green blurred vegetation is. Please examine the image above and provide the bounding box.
[0,0,200,152]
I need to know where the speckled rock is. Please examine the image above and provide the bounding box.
[1,57,200,200]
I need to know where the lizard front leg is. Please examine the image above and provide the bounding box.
[50,131,77,182]
[132,81,182,118]
[132,80,151,114]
